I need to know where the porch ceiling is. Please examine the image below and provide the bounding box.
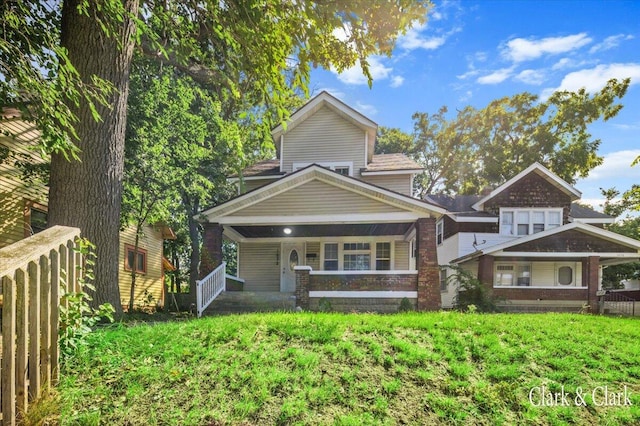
[231,222,414,238]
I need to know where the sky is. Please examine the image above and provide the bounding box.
[309,0,640,213]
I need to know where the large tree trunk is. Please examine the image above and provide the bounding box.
[49,0,139,314]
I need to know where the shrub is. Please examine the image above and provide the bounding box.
[450,266,502,313]
[318,297,332,312]
[398,297,414,312]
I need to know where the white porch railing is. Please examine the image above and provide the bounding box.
[196,262,226,317]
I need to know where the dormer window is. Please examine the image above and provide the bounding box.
[500,208,563,236]
[293,161,353,176]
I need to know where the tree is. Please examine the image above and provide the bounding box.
[410,79,630,196]
[3,1,432,311]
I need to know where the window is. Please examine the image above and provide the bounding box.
[324,243,338,271]
[557,265,574,285]
[24,201,48,237]
[495,264,514,286]
[344,242,370,270]
[124,245,147,274]
[436,220,444,245]
[334,166,350,176]
[517,265,531,286]
[500,209,563,235]
[440,269,448,292]
[495,263,531,287]
[376,242,391,270]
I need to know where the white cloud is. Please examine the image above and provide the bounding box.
[390,75,404,88]
[541,63,640,98]
[457,69,479,80]
[514,69,546,85]
[459,90,473,102]
[552,58,572,70]
[502,33,592,62]
[333,56,393,85]
[583,150,640,180]
[589,34,634,54]
[355,102,377,116]
[398,23,447,51]
[477,67,514,85]
[474,51,488,62]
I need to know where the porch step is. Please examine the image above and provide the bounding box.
[203,291,296,315]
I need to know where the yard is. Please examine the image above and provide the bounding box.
[42,312,640,425]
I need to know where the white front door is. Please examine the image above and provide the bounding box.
[281,242,304,292]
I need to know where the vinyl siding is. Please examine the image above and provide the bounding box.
[394,241,410,269]
[118,225,165,307]
[235,180,406,216]
[243,178,279,193]
[361,174,413,196]
[238,242,280,291]
[306,241,320,270]
[282,106,366,177]
[0,121,48,248]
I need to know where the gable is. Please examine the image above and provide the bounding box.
[235,179,406,216]
[484,171,572,219]
[282,106,366,174]
[503,229,637,253]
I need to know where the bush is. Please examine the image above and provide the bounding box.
[398,297,414,312]
[450,266,502,313]
[318,297,332,312]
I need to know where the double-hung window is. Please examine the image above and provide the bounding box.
[500,209,563,235]
[375,242,391,270]
[324,243,339,270]
[436,220,444,245]
[322,241,392,271]
[343,242,371,271]
[125,245,147,274]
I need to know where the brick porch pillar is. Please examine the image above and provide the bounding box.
[415,217,441,310]
[583,256,600,314]
[477,255,495,291]
[200,222,223,279]
[294,266,311,310]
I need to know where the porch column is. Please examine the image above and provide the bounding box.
[583,256,600,314]
[477,255,495,290]
[200,222,223,279]
[294,266,311,310]
[415,217,441,310]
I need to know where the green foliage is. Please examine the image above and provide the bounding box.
[398,297,414,312]
[406,79,630,196]
[375,127,415,155]
[318,297,333,312]
[450,266,501,312]
[59,238,114,359]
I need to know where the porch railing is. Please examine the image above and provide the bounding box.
[601,291,636,316]
[0,226,82,425]
[196,262,226,317]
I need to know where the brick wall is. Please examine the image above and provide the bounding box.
[309,297,415,313]
[505,230,635,253]
[416,217,441,310]
[484,171,572,224]
[295,268,310,309]
[309,273,418,291]
[492,287,588,301]
[200,223,223,279]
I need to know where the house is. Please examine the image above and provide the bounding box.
[196,91,446,312]
[428,162,640,312]
[0,109,175,309]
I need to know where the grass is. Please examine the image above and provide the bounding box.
[48,312,640,425]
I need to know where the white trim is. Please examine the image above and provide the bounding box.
[292,161,353,176]
[217,212,420,225]
[472,162,581,211]
[499,207,563,236]
[493,286,586,290]
[222,225,247,242]
[436,219,444,246]
[310,270,417,275]
[569,217,615,224]
[448,214,499,223]
[364,130,368,171]
[280,135,284,172]
[198,165,447,220]
[309,291,418,298]
[225,274,245,283]
[493,252,640,258]
[360,169,424,176]
[293,265,312,271]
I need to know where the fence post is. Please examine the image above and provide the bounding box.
[50,250,61,384]
[28,261,41,400]
[2,275,17,425]
[40,255,52,390]
[15,269,28,414]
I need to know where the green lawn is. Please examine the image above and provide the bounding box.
[53,312,640,425]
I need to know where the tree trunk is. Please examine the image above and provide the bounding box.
[49,0,139,314]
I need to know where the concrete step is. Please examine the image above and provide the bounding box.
[203,291,296,315]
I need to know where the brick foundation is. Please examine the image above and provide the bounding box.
[309,297,415,313]
[309,273,417,291]
[295,267,310,309]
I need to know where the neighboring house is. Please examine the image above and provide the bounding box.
[428,163,640,312]
[0,109,175,309]
[197,92,446,312]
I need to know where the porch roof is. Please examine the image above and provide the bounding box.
[230,223,414,239]
[451,222,640,264]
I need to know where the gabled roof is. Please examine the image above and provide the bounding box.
[232,159,283,178]
[472,163,581,211]
[451,222,640,263]
[569,203,614,223]
[198,164,447,222]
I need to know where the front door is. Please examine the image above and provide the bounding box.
[281,242,304,292]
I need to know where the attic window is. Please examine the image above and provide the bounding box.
[500,208,563,236]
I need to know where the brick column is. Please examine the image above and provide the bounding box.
[415,217,441,310]
[294,266,311,310]
[477,255,495,291]
[583,256,600,313]
[200,223,223,279]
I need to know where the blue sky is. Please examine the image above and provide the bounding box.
[309,0,640,212]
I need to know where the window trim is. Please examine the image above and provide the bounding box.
[494,262,531,287]
[292,161,354,176]
[24,201,48,237]
[124,244,147,274]
[320,239,394,271]
[436,219,444,245]
[499,208,563,236]
[555,262,577,287]
[440,268,448,292]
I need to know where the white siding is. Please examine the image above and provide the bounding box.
[236,179,405,216]
[361,174,413,196]
[306,241,320,270]
[282,106,366,177]
[394,241,410,269]
[457,233,517,259]
[437,234,460,265]
[238,242,280,291]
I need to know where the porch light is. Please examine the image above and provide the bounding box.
[283,227,292,235]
